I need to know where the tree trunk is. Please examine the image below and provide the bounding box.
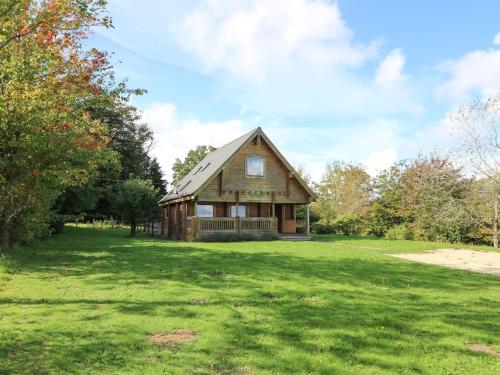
[494,195,499,248]
[130,215,136,237]
[0,222,12,251]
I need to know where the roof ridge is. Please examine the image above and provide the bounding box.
[159,128,259,203]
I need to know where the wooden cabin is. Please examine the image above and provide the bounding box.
[159,127,317,241]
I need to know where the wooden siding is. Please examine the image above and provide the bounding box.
[198,137,310,204]
[214,202,226,217]
[247,203,258,217]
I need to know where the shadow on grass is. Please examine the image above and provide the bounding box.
[1,226,499,374]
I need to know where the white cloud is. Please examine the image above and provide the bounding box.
[374,49,407,89]
[436,47,500,101]
[140,102,247,184]
[362,148,398,175]
[494,32,500,45]
[169,0,422,117]
[172,0,377,82]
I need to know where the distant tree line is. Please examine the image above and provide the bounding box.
[309,92,499,247]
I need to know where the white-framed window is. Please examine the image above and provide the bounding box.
[197,204,214,217]
[246,156,265,177]
[231,204,246,217]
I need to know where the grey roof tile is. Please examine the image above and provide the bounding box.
[159,128,258,203]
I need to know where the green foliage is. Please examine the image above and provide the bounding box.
[113,179,158,237]
[55,73,167,223]
[197,231,280,242]
[311,221,334,234]
[313,156,497,245]
[0,227,498,374]
[0,0,116,249]
[172,145,216,185]
[369,162,408,236]
[315,161,371,223]
[331,214,364,236]
[385,224,413,240]
[312,215,364,236]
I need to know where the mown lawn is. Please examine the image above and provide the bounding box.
[0,227,499,374]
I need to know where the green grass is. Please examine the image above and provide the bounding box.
[0,227,499,374]
[313,234,499,254]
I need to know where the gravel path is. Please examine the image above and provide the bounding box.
[392,249,500,276]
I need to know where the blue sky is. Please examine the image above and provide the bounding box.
[89,0,500,182]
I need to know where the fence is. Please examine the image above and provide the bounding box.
[143,221,161,235]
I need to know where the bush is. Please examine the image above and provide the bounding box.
[197,231,280,242]
[331,215,364,236]
[311,221,334,234]
[385,224,413,240]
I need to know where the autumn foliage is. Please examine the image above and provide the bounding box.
[0,0,115,248]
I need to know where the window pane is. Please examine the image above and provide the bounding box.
[247,156,264,176]
[197,204,213,217]
[231,205,246,217]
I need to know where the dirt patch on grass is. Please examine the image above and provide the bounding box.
[467,343,500,356]
[391,249,500,276]
[148,329,198,346]
[261,292,276,299]
[188,298,206,305]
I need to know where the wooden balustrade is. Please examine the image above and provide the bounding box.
[240,217,276,231]
[198,217,236,231]
[194,217,277,233]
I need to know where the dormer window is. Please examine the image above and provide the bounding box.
[246,156,265,177]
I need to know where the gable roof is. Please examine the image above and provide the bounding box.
[159,127,317,204]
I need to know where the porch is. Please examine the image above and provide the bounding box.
[184,216,308,241]
[161,201,310,240]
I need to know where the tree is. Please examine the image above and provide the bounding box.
[56,85,167,223]
[113,179,158,237]
[452,91,500,246]
[0,0,114,249]
[400,155,475,243]
[369,161,408,236]
[146,158,167,197]
[295,165,315,220]
[172,145,216,185]
[315,162,372,223]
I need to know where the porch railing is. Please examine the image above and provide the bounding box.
[198,217,236,231]
[194,217,277,233]
[240,217,276,231]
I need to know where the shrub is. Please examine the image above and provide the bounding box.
[385,224,413,240]
[331,215,364,236]
[197,231,280,242]
[311,221,334,234]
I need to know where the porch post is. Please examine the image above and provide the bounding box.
[306,204,310,236]
[168,203,171,238]
[236,203,240,234]
[192,201,198,240]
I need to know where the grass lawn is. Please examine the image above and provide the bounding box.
[0,227,499,374]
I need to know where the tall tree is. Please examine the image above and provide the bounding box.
[0,0,114,249]
[400,156,475,243]
[369,161,408,236]
[172,145,216,185]
[146,158,167,197]
[315,162,372,223]
[57,85,167,222]
[113,178,158,237]
[452,91,500,246]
